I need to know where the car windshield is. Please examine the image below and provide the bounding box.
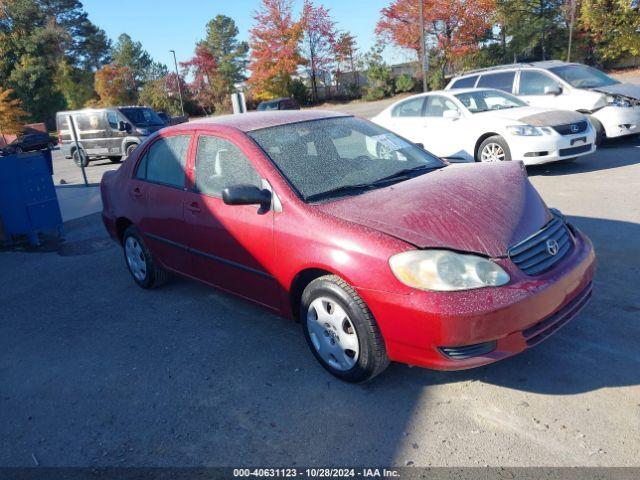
[549,65,619,89]
[119,107,165,127]
[257,102,278,111]
[248,117,446,202]
[455,89,526,113]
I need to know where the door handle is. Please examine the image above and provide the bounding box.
[131,187,143,198]
[186,202,201,214]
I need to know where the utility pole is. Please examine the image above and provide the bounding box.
[419,0,427,92]
[169,50,185,116]
[567,0,576,62]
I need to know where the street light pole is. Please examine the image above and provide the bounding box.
[566,0,576,62]
[419,0,427,92]
[169,49,185,116]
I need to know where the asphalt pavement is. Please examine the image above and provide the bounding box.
[1,104,639,468]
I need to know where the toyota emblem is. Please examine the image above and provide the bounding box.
[546,239,559,256]
[570,123,580,133]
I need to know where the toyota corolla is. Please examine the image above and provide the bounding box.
[101,110,596,382]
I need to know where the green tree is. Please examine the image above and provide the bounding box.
[0,0,110,123]
[363,43,393,101]
[202,15,248,92]
[111,33,153,84]
[578,0,640,65]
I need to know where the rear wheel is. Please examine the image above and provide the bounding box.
[476,135,511,162]
[301,275,389,383]
[72,148,89,167]
[122,226,169,289]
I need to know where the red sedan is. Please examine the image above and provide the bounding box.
[101,110,595,383]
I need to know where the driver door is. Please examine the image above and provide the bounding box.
[183,133,280,310]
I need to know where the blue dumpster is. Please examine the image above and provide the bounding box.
[0,150,63,246]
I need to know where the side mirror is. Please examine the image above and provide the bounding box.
[443,109,461,121]
[118,121,132,132]
[544,85,562,96]
[415,142,425,149]
[222,185,272,209]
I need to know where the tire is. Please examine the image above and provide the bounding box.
[301,275,389,383]
[122,226,169,289]
[125,144,138,158]
[72,148,89,167]
[476,135,511,162]
[108,156,123,163]
[589,116,605,146]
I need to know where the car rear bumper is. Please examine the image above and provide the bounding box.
[357,228,596,370]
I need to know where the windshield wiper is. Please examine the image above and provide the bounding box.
[306,165,443,202]
[371,164,443,184]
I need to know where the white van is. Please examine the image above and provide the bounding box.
[446,61,640,144]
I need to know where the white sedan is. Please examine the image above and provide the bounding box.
[372,88,596,165]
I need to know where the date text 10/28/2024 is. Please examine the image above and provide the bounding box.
[233,468,400,478]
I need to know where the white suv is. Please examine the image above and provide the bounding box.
[446,61,640,143]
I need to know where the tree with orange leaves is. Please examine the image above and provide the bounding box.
[94,64,137,107]
[248,0,305,100]
[376,0,495,86]
[0,87,28,144]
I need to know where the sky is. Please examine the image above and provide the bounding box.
[81,0,414,71]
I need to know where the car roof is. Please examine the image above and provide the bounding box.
[453,60,577,78]
[189,110,350,132]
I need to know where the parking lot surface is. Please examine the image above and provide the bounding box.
[1,110,639,467]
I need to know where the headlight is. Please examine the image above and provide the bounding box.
[507,125,542,136]
[606,95,632,108]
[389,250,510,292]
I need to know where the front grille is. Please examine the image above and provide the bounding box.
[559,144,592,157]
[552,120,588,135]
[439,341,497,360]
[508,215,574,276]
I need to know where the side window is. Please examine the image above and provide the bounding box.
[136,135,190,188]
[107,111,119,129]
[75,112,107,131]
[194,136,261,197]
[392,97,426,117]
[519,71,561,95]
[450,76,478,89]
[424,96,459,117]
[477,72,516,93]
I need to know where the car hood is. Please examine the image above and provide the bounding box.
[591,83,640,100]
[475,106,583,125]
[315,162,551,258]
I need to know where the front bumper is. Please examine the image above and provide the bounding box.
[357,228,596,370]
[509,128,596,165]
[592,105,640,138]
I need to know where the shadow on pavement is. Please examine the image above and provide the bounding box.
[0,208,638,466]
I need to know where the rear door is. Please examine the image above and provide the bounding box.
[476,71,516,94]
[131,134,192,274]
[105,110,127,156]
[183,133,279,309]
[382,96,427,143]
[74,111,109,156]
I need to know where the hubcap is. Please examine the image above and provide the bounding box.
[480,143,506,162]
[307,297,359,371]
[125,237,147,282]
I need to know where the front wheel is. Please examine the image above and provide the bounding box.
[301,275,389,383]
[476,135,512,162]
[125,144,138,158]
[589,116,605,146]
